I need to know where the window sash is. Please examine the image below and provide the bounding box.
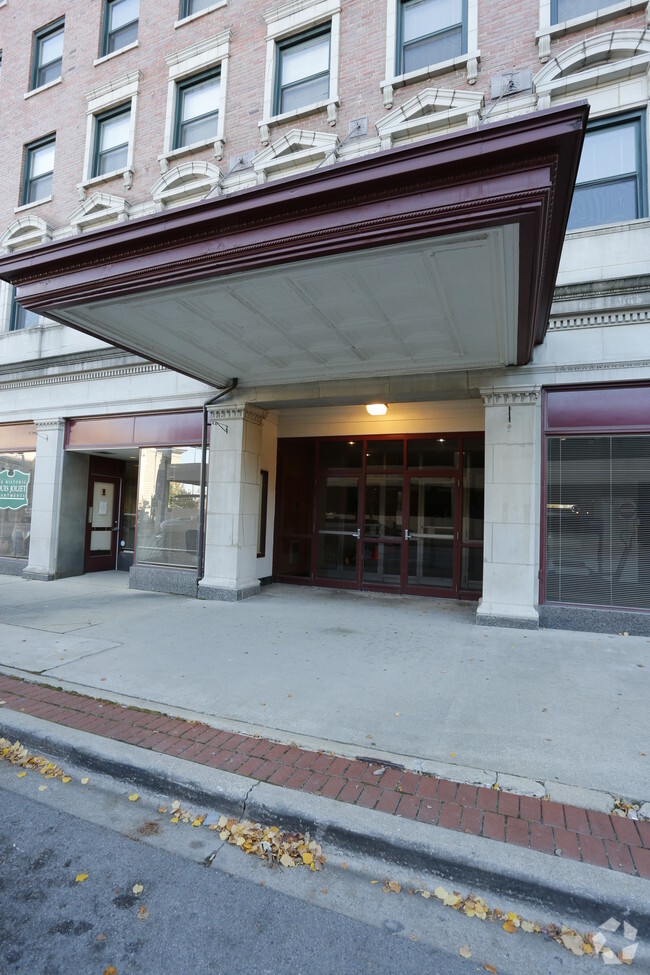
[180,0,213,17]
[552,0,600,24]
[104,0,139,55]
[399,0,466,74]
[93,106,130,177]
[567,114,647,230]
[275,27,331,116]
[33,23,64,89]
[10,294,40,331]
[23,139,55,204]
[175,72,220,149]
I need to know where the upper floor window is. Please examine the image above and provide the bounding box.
[32,19,64,90]
[180,0,213,16]
[102,0,139,57]
[22,136,55,205]
[567,112,647,230]
[10,291,40,331]
[399,0,466,75]
[92,104,131,177]
[174,69,221,150]
[275,25,331,116]
[551,0,598,23]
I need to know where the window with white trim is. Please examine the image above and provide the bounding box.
[93,104,131,178]
[567,111,647,230]
[275,25,331,116]
[160,32,230,167]
[22,136,55,205]
[398,0,466,75]
[382,0,478,104]
[260,0,341,135]
[180,0,212,17]
[82,72,141,189]
[174,69,221,150]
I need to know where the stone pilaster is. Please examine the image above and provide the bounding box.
[24,418,66,581]
[476,387,542,629]
[199,405,267,601]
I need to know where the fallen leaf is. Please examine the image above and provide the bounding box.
[321,888,328,895]
[96,934,106,942]
[81,777,90,785]
[387,881,401,894]
[16,771,27,778]
[158,805,167,813]
[132,883,144,895]
[409,934,418,942]
[370,879,379,885]
[561,933,584,956]
[137,904,149,921]
[450,752,456,758]
[103,968,117,975]
[128,793,139,802]
[502,921,517,934]
[62,776,71,783]
[39,785,47,791]
[75,873,89,883]
[484,966,498,975]
[459,946,472,958]
[171,801,181,812]
[170,816,179,825]
[279,853,295,868]
[420,890,431,899]
[341,862,348,870]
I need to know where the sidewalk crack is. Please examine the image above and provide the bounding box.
[241,780,258,819]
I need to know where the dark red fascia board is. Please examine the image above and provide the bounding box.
[0,102,588,368]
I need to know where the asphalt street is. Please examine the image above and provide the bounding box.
[2,754,643,975]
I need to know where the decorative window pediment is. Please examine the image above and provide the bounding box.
[69,192,131,234]
[150,161,223,209]
[376,87,484,149]
[252,128,339,182]
[1,215,53,252]
[535,29,650,105]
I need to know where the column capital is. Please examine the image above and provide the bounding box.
[480,386,541,407]
[207,405,267,426]
[34,417,66,432]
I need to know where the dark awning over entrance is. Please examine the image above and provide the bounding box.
[0,104,587,388]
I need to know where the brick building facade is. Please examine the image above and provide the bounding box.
[0,0,649,632]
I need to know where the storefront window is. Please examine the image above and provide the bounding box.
[546,435,650,608]
[0,451,35,559]
[135,446,205,568]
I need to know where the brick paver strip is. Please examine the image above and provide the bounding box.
[0,673,647,879]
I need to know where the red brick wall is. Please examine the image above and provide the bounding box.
[0,0,645,233]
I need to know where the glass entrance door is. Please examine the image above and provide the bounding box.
[362,474,403,587]
[84,474,121,571]
[315,475,360,583]
[406,476,456,591]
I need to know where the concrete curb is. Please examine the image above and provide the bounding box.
[2,709,648,930]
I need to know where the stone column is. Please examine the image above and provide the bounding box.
[476,387,542,628]
[24,418,66,581]
[199,405,267,601]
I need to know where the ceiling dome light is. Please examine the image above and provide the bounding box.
[365,403,388,416]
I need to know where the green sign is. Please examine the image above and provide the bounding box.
[0,469,30,510]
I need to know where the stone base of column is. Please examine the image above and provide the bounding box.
[476,599,539,630]
[23,566,57,581]
[198,578,261,601]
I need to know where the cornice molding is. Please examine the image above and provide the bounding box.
[34,418,66,431]
[0,361,166,392]
[208,405,267,425]
[481,387,541,405]
[549,310,650,331]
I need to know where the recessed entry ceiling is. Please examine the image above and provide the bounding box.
[59,226,519,388]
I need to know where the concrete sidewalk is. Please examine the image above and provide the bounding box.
[0,571,648,806]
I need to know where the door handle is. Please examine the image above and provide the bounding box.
[404,529,410,541]
[352,529,360,539]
